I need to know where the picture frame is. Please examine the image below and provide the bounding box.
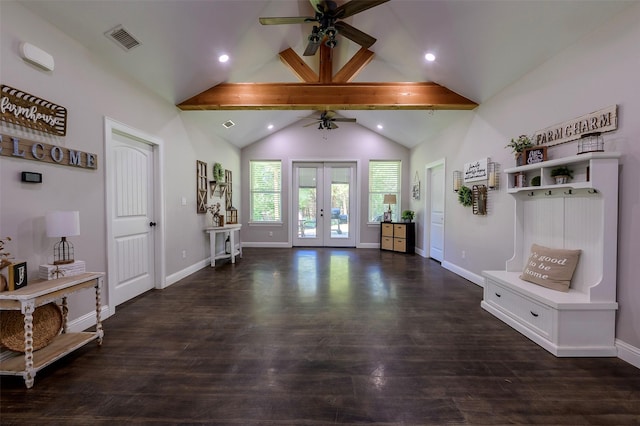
[412,172,420,200]
[524,146,547,165]
[383,211,392,222]
[6,261,27,291]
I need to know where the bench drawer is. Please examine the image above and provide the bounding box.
[485,280,551,337]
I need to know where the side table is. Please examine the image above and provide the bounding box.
[0,272,105,388]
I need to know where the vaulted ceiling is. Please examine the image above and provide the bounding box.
[18,0,635,148]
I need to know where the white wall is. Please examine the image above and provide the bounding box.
[0,1,239,320]
[411,2,640,356]
[241,122,410,246]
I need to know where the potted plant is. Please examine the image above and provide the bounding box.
[506,135,534,166]
[401,210,415,222]
[550,166,573,184]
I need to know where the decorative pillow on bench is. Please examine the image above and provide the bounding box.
[520,244,581,292]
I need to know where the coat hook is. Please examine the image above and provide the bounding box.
[564,189,573,195]
[528,191,535,197]
[545,190,553,196]
[588,189,599,194]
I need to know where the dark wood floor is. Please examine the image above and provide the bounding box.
[1,248,639,425]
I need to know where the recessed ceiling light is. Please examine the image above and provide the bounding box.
[218,54,229,63]
[267,124,274,130]
[425,53,436,62]
[377,124,384,130]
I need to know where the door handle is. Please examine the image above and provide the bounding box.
[149,221,157,227]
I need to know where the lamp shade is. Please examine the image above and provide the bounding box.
[383,194,397,205]
[46,211,80,238]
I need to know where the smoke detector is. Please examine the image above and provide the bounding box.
[222,120,236,129]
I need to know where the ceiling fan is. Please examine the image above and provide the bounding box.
[303,110,357,130]
[259,0,390,56]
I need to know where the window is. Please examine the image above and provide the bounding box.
[369,160,400,222]
[250,160,282,222]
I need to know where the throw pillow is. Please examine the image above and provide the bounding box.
[520,244,581,292]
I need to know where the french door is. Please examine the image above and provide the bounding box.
[292,162,356,247]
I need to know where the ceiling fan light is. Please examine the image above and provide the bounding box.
[326,26,337,38]
[325,38,337,48]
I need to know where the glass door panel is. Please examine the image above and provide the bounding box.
[293,162,356,247]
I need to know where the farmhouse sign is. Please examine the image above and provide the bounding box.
[533,105,617,147]
[0,133,97,169]
[464,158,488,183]
[0,85,67,136]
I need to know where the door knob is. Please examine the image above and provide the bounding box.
[149,221,157,227]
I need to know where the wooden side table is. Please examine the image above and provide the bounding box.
[205,224,242,267]
[0,272,105,388]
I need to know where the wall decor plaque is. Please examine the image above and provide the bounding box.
[0,85,67,136]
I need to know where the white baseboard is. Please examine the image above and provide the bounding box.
[358,243,379,249]
[616,339,640,369]
[67,305,111,333]
[241,242,292,248]
[441,261,484,287]
[164,258,211,288]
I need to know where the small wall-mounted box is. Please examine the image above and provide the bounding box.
[21,171,42,183]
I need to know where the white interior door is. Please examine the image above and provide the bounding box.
[429,163,445,262]
[109,131,156,306]
[293,162,356,247]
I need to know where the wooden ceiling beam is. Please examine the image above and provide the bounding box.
[278,48,317,83]
[333,47,375,83]
[177,82,478,111]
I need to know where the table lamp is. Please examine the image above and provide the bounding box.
[383,194,396,218]
[46,210,80,265]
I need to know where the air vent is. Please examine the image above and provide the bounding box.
[222,120,235,129]
[104,25,141,51]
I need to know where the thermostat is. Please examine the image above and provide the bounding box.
[21,171,42,183]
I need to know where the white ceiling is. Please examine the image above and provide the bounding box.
[19,0,635,148]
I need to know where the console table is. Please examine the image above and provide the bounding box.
[0,272,105,388]
[205,224,242,267]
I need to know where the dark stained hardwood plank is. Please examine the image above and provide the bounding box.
[1,247,639,425]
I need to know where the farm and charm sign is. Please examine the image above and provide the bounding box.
[533,105,617,147]
[1,85,67,136]
[464,158,488,183]
[0,133,98,169]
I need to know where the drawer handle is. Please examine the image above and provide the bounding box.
[530,311,539,317]
[495,292,501,298]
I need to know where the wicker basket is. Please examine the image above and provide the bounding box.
[0,302,63,352]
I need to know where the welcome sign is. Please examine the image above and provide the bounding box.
[0,85,67,136]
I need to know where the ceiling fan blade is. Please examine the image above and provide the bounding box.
[333,118,357,123]
[259,16,316,25]
[334,0,390,19]
[309,0,337,14]
[329,122,339,129]
[303,39,322,56]
[303,120,321,127]
[323,110,336,119]
[334,21,376,48]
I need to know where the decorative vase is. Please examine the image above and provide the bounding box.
[554,176,570,185]
[515,153,524,166]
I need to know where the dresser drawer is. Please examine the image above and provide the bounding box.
[393,238,407,252]
[381,237,394,250]
[393,224,407,238]
[485,280,551,337]
[381,223,394,237]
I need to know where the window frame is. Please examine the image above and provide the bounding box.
[368,160,401,223]
[249,160,283,223]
